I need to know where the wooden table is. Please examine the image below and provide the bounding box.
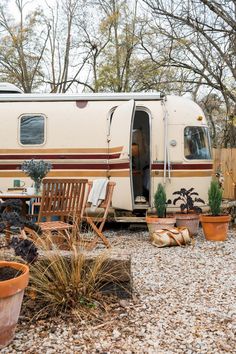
[0,193,42,242]
[0,193,41,216]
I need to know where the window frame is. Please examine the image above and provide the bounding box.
[18,113,47,146]
[183,125,212,161]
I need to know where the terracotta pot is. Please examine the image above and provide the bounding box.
[200,214,231,241]
[146,216,176,235]
[175,213,200,236]
[0,261,29,349]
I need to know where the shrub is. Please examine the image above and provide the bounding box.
[154,183,166,217]
[208,180,223,216]
[172,187,205,213]
[27,232,127,316]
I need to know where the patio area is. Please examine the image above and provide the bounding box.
[1,225,235,354]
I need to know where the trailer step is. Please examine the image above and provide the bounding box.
[114,216,147,223]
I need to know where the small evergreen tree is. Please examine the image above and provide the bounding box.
[208,180,223,216]
[154,183,166,217]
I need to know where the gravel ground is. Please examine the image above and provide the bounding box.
[1,226,236,354]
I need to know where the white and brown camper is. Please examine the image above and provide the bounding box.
[0,83,213,213]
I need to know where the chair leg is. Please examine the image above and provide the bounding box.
[98,220,106,233]
[86,217,111,248]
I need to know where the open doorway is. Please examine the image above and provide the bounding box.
[131,109,150,207]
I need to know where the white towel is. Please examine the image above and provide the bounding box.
[87,179,108,211]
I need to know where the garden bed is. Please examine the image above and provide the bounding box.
[37,249,132,299]
[1,226,236,353]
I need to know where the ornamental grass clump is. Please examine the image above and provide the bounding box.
[208,180,223,216]
[21,159,52,193]
[27,232,126,316]
[154,183,166,217]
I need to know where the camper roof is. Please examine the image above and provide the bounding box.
[0,83,23,94]
[0,91,164,102]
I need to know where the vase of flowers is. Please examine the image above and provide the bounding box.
[21,160,52,194]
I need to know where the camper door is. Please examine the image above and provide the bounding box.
[108,100,135,210]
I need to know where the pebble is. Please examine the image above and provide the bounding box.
[1,227,236,353]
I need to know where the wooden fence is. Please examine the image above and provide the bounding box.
[213,148,236,200]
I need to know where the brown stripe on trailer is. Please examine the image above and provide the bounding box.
[1,162,213,170]
[152,170,213,177]
[47,169,130,177]
[0,162,130,170]
[0,170,211,178]
[152,163,213,170]
[0,146,123,154]
[0,153,121,160]
[0,164,212,175]
[0,170,130,178]
[0,158,213,178]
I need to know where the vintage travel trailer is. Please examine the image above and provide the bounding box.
[0,83,213,214]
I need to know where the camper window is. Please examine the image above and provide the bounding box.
[184,126,211,160]
[19,115,45,145]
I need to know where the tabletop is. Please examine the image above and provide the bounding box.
[0,193,41,199]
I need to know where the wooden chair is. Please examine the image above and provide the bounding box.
[24,178,88,247]
[82,181,116,248]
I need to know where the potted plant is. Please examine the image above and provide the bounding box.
[146,183,176,235]
[172,187,205,236]
[21,159,52,194]
[200,180,231,241]
[0,261,29,348]
[0,199,39,348]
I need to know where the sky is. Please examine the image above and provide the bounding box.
[5,0,54,19]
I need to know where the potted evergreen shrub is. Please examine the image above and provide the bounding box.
[172,187,205,236]
[200,180,231,241]
[21,159,52,195]
[146,183,176,235]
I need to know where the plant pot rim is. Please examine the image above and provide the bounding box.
[200,214,231,223]
[0,261,29,299]
[146,216,176,222]
[175,213,199,220]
